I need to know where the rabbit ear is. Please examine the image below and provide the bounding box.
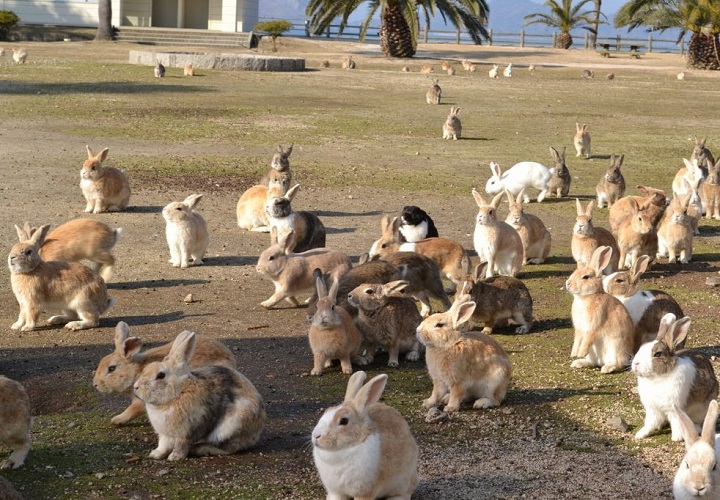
[28,224,50,248]
[86,145,95,159]
[182,193,203,209]
[381,280,410,298]
[284,144,294,157]
[123,337,143,358]
[344,370,368,402]
[472,188,487,207]
[675,405,700,450]
[390,216,400,236]
[627,196,639,212]
[114,321,131,352]
[656,313,677,341]
[358,252,370,264]
[285,183,300,201]
[490,192,505,208]
[353,373,388,414]
[585,200,595,217]
[15,224,29,242]
[667,316,692,350]
[167,331,197,366]
[473,262,487,282]
[282,229,297,254]
[631,255,650,281]
[701,400,718,446]
[490,162,501,177]
[314,273,328,299]
[561,146,566,159]
[682,158,694,170]
[87,147,109,162]
[328,277,339,303]
[452,301,476,329]
[589,246,612,274]
[615,154,624,167]
[549,146,560,162]
[575,198,583,216]
[576,122,581,132]
[270,225,278,246]
[515,190,524,206]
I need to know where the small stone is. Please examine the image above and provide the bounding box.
[62,471,75,478]
[67,421,78,429]
[425,406,449,423]
[94,473,106,480]
[184,293,194,303]
[157,469,170,477]
[606,416,630,432]
[706,277,720,287]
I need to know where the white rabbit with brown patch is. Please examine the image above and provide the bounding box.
[0,376,31,469]
[312,371,419,499]
[162,193,209,268]
[505,190,551,264]
[80,145,131,213]
[472,190,524,278]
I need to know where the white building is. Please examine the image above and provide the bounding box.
[3,0,259,32]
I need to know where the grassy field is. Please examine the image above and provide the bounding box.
[0,39,719,498]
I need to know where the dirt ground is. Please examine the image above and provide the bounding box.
[0,37,718,499]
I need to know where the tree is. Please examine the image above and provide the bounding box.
[590,0,602,48]
[615,0,720,70]
[96,0,113,41]
[306,0,490,59]
[0,10,19,42]
[524,0,597,49]
[255,20,294,51]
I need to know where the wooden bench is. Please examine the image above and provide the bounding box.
[598,43,644,58]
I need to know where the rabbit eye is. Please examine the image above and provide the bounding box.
[582,275,589,280]
[108,365,116,373]
[331,305,335,311]
[381,243,387,249]
[653,351,662,358]
[91,166,96,170]
[24,249,32,256]
[156,372,166,380]
[617,278,625,283]
[339,417,348,426]
[364,289,374,295]
[269,256,275,261]
[435,322,444,328]
[176,207,182,211]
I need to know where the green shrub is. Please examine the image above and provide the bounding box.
[254,20,293,51]
[0,10,19,41]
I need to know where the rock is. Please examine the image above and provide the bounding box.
[94,473,106,480]
[706,277,720,287]
[184,293,194,303]
[425,407,449,423]
[606,416,630,432]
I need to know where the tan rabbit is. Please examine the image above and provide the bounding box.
[425,78,441,105]
[571,199,620,273]
[596,154,626,208]
[12,47,27,64]
[420,64,433,74]
[80,145,131,213]
[93,321,237,425]
[602,255,684,346]
[702,157,720,219]
[416,300,512,412]
[308,276,365,376]
[573,123,591,158]
[454,262,533,334]
[259,144,293,189]
[673,400,720,498]
[163,194,209,268]
[446,66,456,76]
[33,219,121,281]
[461,59,473,71]
[633,314,718,440]
[347,280,423,367]
[609,186,667,234]
[183,64,194,76]
[9,224,114,331]
[505,190,551,264]
[472,190,524,278]
[256,227,352,309]
[0,376,31,469]
[312,372,419,499]
[565,246,637,373]
[236,179,286,232]
[134,331,265,461]
[615,196,656,269]
[341,56,356,69]
[441,61,451,71]
[442,106,462,140]
[657,193,694,263]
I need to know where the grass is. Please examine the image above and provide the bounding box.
[1,40,720,498]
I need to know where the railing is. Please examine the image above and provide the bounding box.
[260,17,688,55]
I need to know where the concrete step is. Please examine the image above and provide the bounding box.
[115,27,257,48]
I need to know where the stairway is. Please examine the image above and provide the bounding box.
[115,27,258,49]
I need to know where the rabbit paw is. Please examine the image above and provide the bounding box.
[473,398,499,409]
[515,325,530,334]
[405,351,420,362]
[167,451,187,461]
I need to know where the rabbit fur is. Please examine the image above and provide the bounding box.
[484,161,551,203]
[673,400,720,499]
[80,145,131,213]
[596,154,626,208]
[0,376,31,469]
[472,190,524,278]
[574,123,591,158]
[505,189,551,264]
[163,193,209,268]
[442,106,462,140]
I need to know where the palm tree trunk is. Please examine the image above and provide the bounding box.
[590,0,601,49]
[687,32,720,70]
[380,4,416,58]
[95,0,113,41]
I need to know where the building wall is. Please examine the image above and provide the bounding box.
[121,0,151,27]
[4,0,98,27]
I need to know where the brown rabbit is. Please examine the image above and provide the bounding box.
[547,146,571,198]
[615,196,656,270]
[702,157,720,220]
[259,144,293,189]
[596,154,626,208]
[657,193,694,263]
[0,376,31,469]
[609,186,667,234]
[571,199,620,273]
[426,78,441,105]
[80,146,131,213]
[505,190,551,264]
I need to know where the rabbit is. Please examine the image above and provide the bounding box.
[341,56,355,69]
[454,261,533,334]
[488,64,499,78]
[606,72,615,80]
[546,146,571,198]
[259,144,293,189]
[505,189,551,264]
[615,196,656,270]
[416,300,512,412]
[581,69,594,79]
[399,205,439,242]
[571,199,620,273]
[677,176,704,235]
[347,280,423,367]
[609,185,667,234]
[701,157,720,220]
[657,193,694,264]
[322,60,331,68]
[265,183,326,253]
[93,321,237,425]
[369,215,470,293]
[673,157,706,198]
[12,47,27,64]
[603,255,684,346]
[461,59,473,71]
[256,227,352,309]
[447,66,456,76]
[472,190,524,278]
[154,60,165,78]
[236,179,287,232]
[678,71,686,80]
[162,193,209,268]
[308,276,365,375]
[503,63,513,78]
[574,123,591,158]
[80,145,131,213]
[565,246,637,373]
[373,251,451,317]
[312,371,419,499]
[133,330,265,461]
[484,160,552,203]
[420,64,433,74]
[29,219,121,281]
[441,61,451,71]
[9,224,114,331]
[442,106,462,140]
[632,314,718,441]
[183,63,194,76]
[0,376,31,469]
[596,154,626,208]
[425,78,441,105]
[692,136,715,173]
[673,400,720,499]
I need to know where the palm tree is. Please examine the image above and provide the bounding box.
[615,0,720,70]
[524,0,597,49]
[306,0,490,58]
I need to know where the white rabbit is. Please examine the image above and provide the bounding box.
[488,64,499,78]
[503,63,513,77]
[673,400,720,499]
[312,371,419,499]
[162,194,209,268]
[485,161,551,203]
